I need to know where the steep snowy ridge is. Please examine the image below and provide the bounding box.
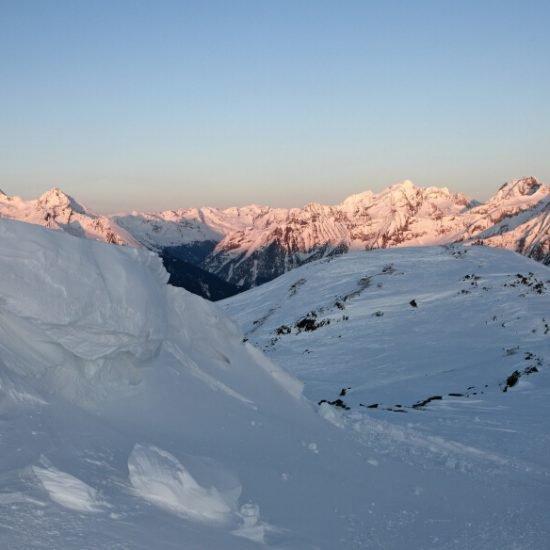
[492,176,544,201]
[36,187,87,214]
[0,187,138,246]
[458,177,550,264]
[461,177,549,236]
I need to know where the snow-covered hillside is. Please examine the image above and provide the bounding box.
[222,244,550,548]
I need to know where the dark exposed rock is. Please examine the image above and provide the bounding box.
[318,398,350,410]
[412,395,442,408]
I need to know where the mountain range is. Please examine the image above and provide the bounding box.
[1,177,548,297]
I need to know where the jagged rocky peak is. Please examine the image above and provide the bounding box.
[37,187,87,214]
[494,176,545,200]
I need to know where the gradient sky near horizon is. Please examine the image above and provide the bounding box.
[1,0,548,213]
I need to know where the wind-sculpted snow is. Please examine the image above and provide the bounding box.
[0,219,312,548]
[126,443,269,542]
[127,444,241,524]
[0,219,299,404]
[0,219,167,401]
[32,463,108,513]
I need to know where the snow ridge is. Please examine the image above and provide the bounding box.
[0,187,139,246]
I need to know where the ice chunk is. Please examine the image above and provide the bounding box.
[128,444,241,525]
[233,502,266,544]
[33,465,106,513]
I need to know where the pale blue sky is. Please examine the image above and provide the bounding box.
[0,0,548,212]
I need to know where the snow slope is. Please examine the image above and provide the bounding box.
[223,244,550,548]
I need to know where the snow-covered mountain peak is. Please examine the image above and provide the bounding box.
[423,185,450,198]
[37,187,87,214]
[493,176,546,202]
[384,180,466,203]
[0,187,139,247]
[385,179,435,201]
[339,189,376,210]
[389,179,417,191]
[341,180,459,212]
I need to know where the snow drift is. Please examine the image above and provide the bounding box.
[0,219,314,548]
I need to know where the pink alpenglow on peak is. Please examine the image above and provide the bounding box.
[0,187,139,246]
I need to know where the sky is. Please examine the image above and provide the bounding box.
[0,0,548,213]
